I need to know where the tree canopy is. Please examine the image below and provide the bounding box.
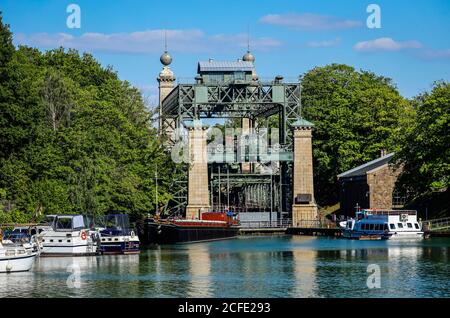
[301,64,415,206]
[396,82,450,195]
[0,15,176,223]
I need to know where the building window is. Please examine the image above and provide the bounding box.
[397,223,404,229]
[208,74,224,84]
[390,224,396,230]
[234,71,245,80]
[414,223,420,229]
[407,223,413,228]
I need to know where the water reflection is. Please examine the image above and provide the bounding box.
[186,244,212,297]
[0,237,449,298]
[292,237,317,297]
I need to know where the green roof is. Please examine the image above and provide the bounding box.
[291,118,314,127]
[183,119,209,129]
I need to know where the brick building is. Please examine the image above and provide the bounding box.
[337,152,404,217]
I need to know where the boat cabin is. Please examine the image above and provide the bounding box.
[53,215,88,232]
[100,214,133,236]
[345,209,421,232]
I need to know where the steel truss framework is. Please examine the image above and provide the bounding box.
[160,81,302,217]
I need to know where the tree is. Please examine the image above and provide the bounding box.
[301,64,414,206]
[396,82,450,195]
[0,15,177,222]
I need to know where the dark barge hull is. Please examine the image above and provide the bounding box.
[140,221,239,244]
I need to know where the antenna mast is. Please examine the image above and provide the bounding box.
[247,23,250,51]
[164,29,167,52]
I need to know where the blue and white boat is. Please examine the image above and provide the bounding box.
[340,209,424,240]
[98,214,140,254]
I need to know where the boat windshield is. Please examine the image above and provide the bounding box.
[54,215,86,231]
[104,214,130,230]
[43,215,56,225]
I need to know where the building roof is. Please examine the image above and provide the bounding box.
[337,153,395,179]
[291,118,314,127]
[198,60,254,73]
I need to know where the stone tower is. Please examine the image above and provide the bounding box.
[157,50,176,137]
[291,118,319,227]
[185,120,210,219]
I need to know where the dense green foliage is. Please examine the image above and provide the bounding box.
[396,82,449,199]
[301,64,415,206]
[0,15,175,223]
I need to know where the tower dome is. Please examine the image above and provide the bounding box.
[243,50,255,63]
[160,51,172,66]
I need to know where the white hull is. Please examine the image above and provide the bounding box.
[342,229,423,240]
[40,244,97,256]
[389,231,424,239]
[38,229,98,256]
[0,252,36,273]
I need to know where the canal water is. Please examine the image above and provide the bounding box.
[1,235,449,298]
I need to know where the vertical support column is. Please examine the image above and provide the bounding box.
[291,119,318,228]
[241,118,251,173]
[186,121,210,219]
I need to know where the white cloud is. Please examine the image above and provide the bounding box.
[354,37,423,52]
[136,84,159,109]
[14,29,281,54]
[259,13,362,30]
[420,48,450,60]
[209,33,281,51]
[306,37,341,48]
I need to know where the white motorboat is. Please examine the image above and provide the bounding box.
[0,242,37,273]
[340,209,424,240]
[37,215,100,256]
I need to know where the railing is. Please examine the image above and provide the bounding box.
[364,210,417,216]
[175,77,301,85]
[239,219,292,229]
[423,217,450,232]
[291,218,338,229]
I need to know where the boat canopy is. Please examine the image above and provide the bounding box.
[103,214,130,230]
[54,215,86,231]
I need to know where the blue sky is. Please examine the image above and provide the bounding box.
[1,0,449,103]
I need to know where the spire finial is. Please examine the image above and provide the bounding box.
[242,24,255,63]
[164,29,167,52]
[247,23,250,52]
[160,29,172,66]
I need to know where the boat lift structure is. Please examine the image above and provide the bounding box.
[156,48,319,227]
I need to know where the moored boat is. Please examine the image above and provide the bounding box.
[0,242,37,273]
[98,214,140,254]
[339,209,424,240]
[140,211,240,244]
[37,215,100,256]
